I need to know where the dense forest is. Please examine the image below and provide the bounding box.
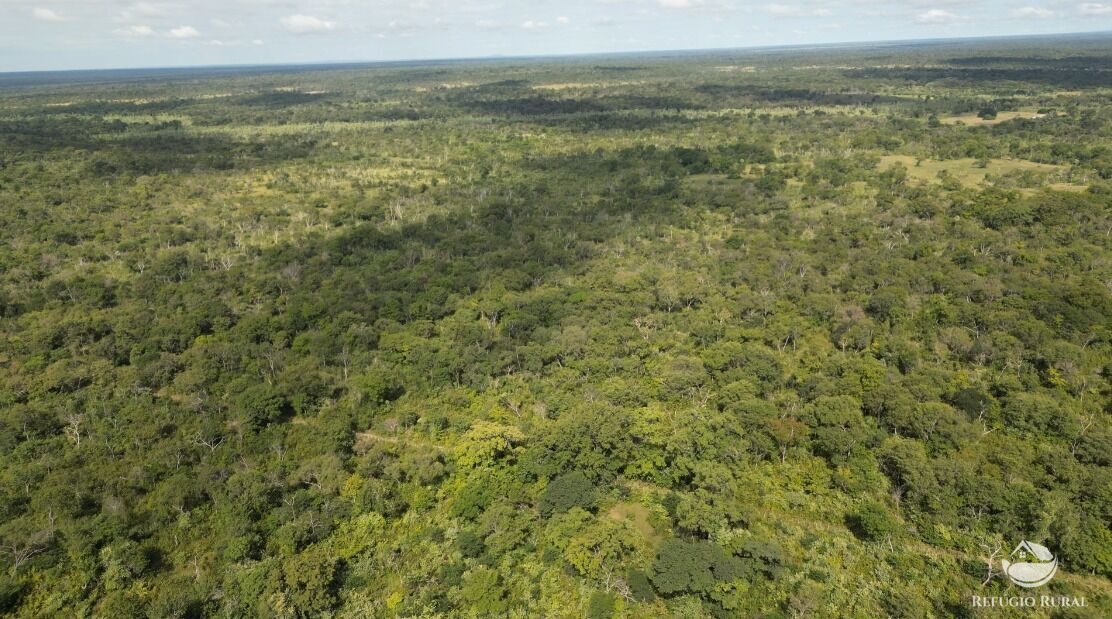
[1,34,1110,618]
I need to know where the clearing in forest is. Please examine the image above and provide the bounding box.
[939,111,1044,125]
[878,155,1071,187]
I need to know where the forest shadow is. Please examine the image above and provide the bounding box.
[236,91,334,107]
[443,92,701,132]
[242,145,688,336]
[945,55,1112,69]
[523,112,694,132]
[85,133,317,175]
[448,93,702,117]
[1,118,316,175]
[694,84,905,106]
[845,67,1110,89]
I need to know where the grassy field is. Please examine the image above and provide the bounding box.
[940,110,1045,125]
[878,154,1073,187]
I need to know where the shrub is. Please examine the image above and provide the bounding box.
[587,591,616,619]
[457,530,486,558]
[847,501,901,542]
[650,539,743,596]
[236,385,288,430]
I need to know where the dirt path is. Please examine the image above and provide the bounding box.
[355,430,448,453]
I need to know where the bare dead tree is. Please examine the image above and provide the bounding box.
[598,564,634,602]
[63,413,84,448]
[339,345,351,381]
[1070,414,1095,456]
[2,530,52,573]
[980,541,1003,586]
[611,576,634,602]
[977,406,996,436]
[193,434,225,453]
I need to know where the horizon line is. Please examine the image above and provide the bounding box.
[2,28,1110,80]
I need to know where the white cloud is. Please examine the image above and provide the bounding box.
[1010,6,1054,18]
[117,24,155,38]
[168,25,200,39]
[9,0,1111,72]
[1078,2,1112,15]
[915,9,960,23]
[32,7,66,22]
[208,39,258,47]
[118,2,173,22]
[475,19,507,30]
[281,14,336,34]
[763,4,832,18]
[659,0,704,8]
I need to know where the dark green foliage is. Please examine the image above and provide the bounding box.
[848,501,902,542]
[737,538,787,579]
[147,579,210,619]
[881,586,932,618]
[806,396,876,463]
[96,591,146,618]
[587,590,616,619]
[1056,516,1112,578]
[525,409,635,481]
[236,384,288,430]
[539,471,597,517]
[947,386,994,419]
[0,577,23,614]
[450,477,496,520]
[650,539,744,596]
[627,568,656,602]
[457,530,486,558]
[354,368,405,406]
[440,562,467,587]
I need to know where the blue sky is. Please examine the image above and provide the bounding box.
[1,1,1110,72]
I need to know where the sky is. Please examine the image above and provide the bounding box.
[1,1,1110,72]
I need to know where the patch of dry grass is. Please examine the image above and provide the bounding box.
[608,502,661,546]
[940,111,1044,126]
[878,155,1068,187]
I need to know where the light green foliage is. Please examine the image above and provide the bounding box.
[563,517,643,581]
[454,421,525,470]
[459,566,508,615]
[281,548,341,617]
[354,366,405,407]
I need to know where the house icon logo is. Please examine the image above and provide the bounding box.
[1001,540,1058,588]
